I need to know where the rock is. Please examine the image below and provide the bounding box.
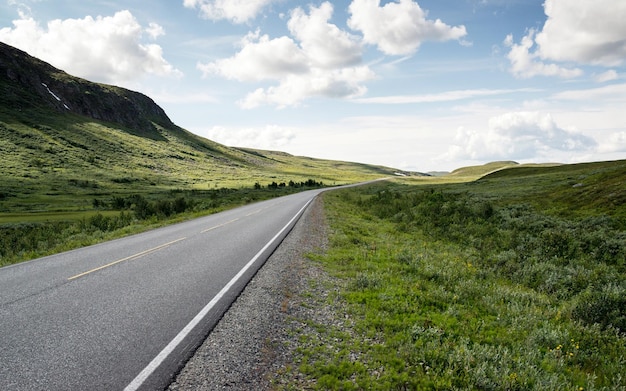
[0,41,173,139]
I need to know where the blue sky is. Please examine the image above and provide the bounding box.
[1,0,624,172]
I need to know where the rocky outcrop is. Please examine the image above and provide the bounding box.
[0,42,173,137]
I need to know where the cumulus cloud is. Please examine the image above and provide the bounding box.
[183,0,275,24]
[504,0,626,78]
[448,112,596,161]
[347,0,467,55]
[146,22,165,39]
[0,10,181,85]
[196,1,473,107]
[198,2,374,108]
[198,31,309,82]
[504,30,583,79]
[287,2,362,68]
[535,0,626,67]
[238,66,374,109]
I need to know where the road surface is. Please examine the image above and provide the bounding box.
[0,188,324,390]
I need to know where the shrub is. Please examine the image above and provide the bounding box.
[88,213,110,232]
[172,197,189,214]
[133,195,154,219]
[572,285,626,332]
[155,199,173,217]
[352,272,381,290]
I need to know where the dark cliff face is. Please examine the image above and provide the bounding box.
[0,42,174,136]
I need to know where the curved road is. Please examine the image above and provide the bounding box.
[0,188,325,390]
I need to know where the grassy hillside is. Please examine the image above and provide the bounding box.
[283,160,626,389]
[0,42,401,218]
[447,160,565,179]
[0,116,396,215]
[477,160,626,221]
[447,160,521,177]
[0,42,404,265]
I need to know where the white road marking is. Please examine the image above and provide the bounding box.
[123,197,314,391]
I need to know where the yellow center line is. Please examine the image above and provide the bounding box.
[200,218,239,233]
[246,203,279,216]
[68,237,187,280]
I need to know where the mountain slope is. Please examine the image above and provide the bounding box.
[0,41,175,139]
[0,42,402,214]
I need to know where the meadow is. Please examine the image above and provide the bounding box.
[287,160,626,390]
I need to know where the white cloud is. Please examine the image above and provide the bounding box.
[598,131,626,153]
[146,22,165,39]
[287,2,362,69]
[198,2,374,108]
[204,125,296,150]
[504,0,626,79]
[504,30,583,79]
[0,10,181,85]
[593,70,619,83]
[551,83,626,102]
[353,88,538,104]
[183,0,275,24]
[536,0,626,67]
[347,0,467,56]
[448,112,596,161]
[239,66,374,109]
[198,30,309,82]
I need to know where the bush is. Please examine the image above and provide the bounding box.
[133,195,154,220]
[0,222,72,264]
[572,285,626,332]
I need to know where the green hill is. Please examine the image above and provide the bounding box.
[0,42,399,217]
[476,159,626,221]
[447,161,521,177]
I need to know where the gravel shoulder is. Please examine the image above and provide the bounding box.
[168,195,337,390]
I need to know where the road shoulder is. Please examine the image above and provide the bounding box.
[168,195,335,390]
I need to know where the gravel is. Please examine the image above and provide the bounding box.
[168,195,339,390]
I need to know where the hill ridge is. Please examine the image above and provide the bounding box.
[0,41,173,138]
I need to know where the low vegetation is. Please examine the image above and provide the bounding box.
[0,180,326,266]
[287,160,626,390]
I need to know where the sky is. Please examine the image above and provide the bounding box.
[1,0,625,172]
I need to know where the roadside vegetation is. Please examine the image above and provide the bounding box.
[288,160,626,390]
[0,179,327,267]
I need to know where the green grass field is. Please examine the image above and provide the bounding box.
[283,160,626,390]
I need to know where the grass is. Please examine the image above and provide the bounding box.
[283,160,626,390]
[0,183,331,266]
[0,114,398,215]
[0,106,403,265]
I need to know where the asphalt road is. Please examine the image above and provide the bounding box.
[0,189,324,390]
